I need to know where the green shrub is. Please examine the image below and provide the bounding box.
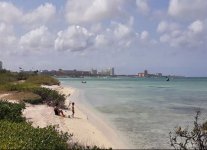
[0,100,25,122]
[23,98,43,104]
[0,72,17,84]
[0,100,103,150]
[26,75,60,85]
[0,101,70,149]
[0,120,70,149]
[33,87,65,107]
[0,83,38,92]
[17,72,30,80]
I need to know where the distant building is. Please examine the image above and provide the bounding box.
[138,70,163,78]
[99,69,109,76]
[40,67,114,77]
[0,61,2,70]
[41,69,91,77]
[110,67,115,76]
[144,70,148,76]
[91,69,97,75]
[138,70,148,77]
[99,67,115,76]
[138,73,145,77]
[156,73,162,77]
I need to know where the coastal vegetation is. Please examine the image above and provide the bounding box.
[0,101,70,149]
[0,70,105,149]
[26,75,60,86]
[0,100,26,122]
[0,70,64,107]
[170,111,207,150]
[0,70,69,149]
[0,99,107,149]
[33,87,65,107]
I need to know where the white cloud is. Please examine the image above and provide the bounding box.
[140,30,149,40]
[159,34,170,43]
[188,20,204,33]
[168,0,207,20]
[136,0,150,14]
[65,0,125,24]
[90,23,103,33]
[159,20,206,48]
[23,3,56,26]
[0,22,17,50]
[0,1,56,28]
[54,22,137,51]
[157,21,180,33]
[55,25,94,51]
[95,34,109,46]
[112,22,137,47]
[19,26,53,51]
[0,2,22,23]
[113,23,132,39]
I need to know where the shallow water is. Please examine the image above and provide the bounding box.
[59,77,207,148]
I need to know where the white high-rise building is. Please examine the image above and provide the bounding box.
[0,61,2,70]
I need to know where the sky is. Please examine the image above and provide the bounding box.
[0,0,207,77]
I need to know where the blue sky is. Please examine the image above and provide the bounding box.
[0,0,207,76]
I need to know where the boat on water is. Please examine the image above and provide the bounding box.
[82,81,87,83]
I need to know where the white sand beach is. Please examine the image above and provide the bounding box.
[21,85,130,149]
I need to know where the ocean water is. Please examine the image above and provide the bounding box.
[59,77,207,149]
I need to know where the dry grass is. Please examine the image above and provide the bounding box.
[0,91,7,94]
[2,91,40,101]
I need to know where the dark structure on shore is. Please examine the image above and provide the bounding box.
[40,67,115,77]
[41,69,91,77]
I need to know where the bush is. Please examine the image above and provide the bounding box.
[33,87,65,107]
[0,72,17,84]
[23,98,43,104]
[0,100,25,122]
[17,72,30,80]
[0,83,38,92]
[169,111,207,150]
[0,100,103,150]
[0,120,70,149]
[26,75,60,86]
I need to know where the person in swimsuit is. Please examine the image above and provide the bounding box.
[72,102,75,118]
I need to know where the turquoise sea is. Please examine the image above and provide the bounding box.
[59,77,207,149]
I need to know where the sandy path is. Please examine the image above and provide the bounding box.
[0,93,17,103]
[0,93,10,99]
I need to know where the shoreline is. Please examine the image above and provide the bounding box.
[22,84,131,149]
[62,84,133,149]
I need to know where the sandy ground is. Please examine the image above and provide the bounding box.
[0,93,9,99]
[0,85,130,148]
[20,85,128,148]
[0,93,18,103]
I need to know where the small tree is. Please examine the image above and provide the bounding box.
[169,111,207,150]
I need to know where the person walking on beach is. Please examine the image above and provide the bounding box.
[72,102,75,118]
